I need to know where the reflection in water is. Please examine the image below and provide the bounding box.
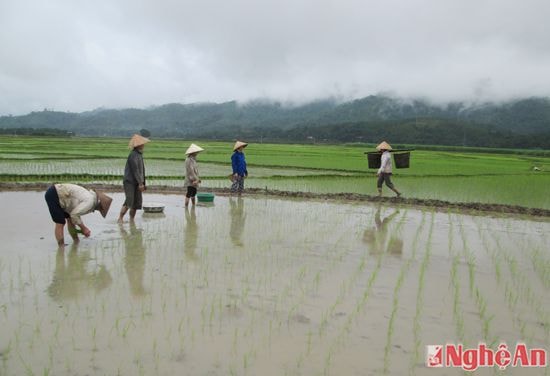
[120,222,147,297]
[143,212,166,220]
[47,244,112,302]
[184,207,199,261]
[363,205,403,256]
[229,197,246,247]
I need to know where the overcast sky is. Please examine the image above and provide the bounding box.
[1,0,549,115]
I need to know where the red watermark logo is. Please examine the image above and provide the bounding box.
[426,343,547,371]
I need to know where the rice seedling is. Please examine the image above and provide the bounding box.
[450,253,465,341]
[1,340,12,372]
[471,216,549,348]
[1,190,549,375]
[531,248,550,289]
[408,212,430,373]
[17,350,34,376]
[383,265,407,373]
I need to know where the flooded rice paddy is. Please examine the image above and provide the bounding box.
[0,191,548,375]
[0,159,354,178]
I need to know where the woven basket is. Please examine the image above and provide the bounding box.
[393,152,410,169]
[367,153,382,169]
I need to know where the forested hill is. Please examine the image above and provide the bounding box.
[1,96,550,147]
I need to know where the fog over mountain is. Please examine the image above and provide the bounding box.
[2,0,550,115]
[2,95,550,148]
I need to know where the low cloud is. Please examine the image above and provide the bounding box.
[1,0,550,114]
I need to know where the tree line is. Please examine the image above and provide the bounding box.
[1,96,549,148]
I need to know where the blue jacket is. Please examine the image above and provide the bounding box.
[231,151,247,176]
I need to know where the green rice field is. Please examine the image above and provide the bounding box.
[0,136,549,375]
[1,136,549,209]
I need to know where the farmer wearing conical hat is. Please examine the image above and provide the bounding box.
[231,141,248,195]
[376,141,401,198]
[45,184,113,247]
[118,134,150,222]
[184,143,204,207]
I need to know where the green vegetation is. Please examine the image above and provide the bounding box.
[1,95,550,147]
[1,135,549,209]
[0,128,73,137]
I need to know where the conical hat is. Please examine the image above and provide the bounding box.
[376,141,392,151]
[128,134,150,149]
[185,143,204,155]
[95,191,113,218]
[233,141,248,151]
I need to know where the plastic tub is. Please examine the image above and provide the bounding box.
[197,192,215,202]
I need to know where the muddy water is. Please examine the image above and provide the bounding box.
[0,191,548,375]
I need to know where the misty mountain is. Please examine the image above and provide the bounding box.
[314,96,550,134]
[1,96,549,147]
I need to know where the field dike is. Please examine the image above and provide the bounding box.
[2,182,550,218]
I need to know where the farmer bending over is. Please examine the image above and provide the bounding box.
[45,184,112,247]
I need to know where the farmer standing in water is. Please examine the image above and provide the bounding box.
[184,143,204,207]
[231,141,248,195]
[118,134,150,222]
[376,141,401,197]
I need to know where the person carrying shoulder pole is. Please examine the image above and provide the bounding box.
[118,134,150,222]
[376,141,401,198]
[45,183,112,247]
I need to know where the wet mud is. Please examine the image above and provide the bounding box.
[2,181,549,218]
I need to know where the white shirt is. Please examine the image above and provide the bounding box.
[54,184,97,225]
[377,151,392,174]
[184,156,199,188]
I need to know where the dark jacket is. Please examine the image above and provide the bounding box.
[124,149,146,185]
[231,151,247,176]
